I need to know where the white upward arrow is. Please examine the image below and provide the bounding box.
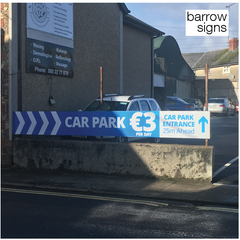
[51,112,61,135]
[27,112,37,135]
[15,112,25,134]
[39,112,49,135]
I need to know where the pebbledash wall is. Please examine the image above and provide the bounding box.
[13,139,215,181]
[123,25,153,95]
[20,3,122,112]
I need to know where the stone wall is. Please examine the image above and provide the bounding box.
[13,139,214,181]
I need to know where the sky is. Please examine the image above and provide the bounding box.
[125,2,239,53]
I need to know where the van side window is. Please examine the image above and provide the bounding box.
[128,101,140,111]
[140,100,150,111]
[149,100,157,111]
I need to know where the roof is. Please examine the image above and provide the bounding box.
[118,3,164,37]
[154,36,195,82]
[123,14,164,37]
[118,3,130,15]
[182,47,239,70]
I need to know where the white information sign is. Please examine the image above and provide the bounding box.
[27,3,73,39]
[160,111,210,139]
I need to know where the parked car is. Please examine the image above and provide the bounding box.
[183,98,203,111]
[204,97,235,116]
[166,96,195,111]
[77,94,161,142]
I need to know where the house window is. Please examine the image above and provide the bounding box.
[223,66,230,73]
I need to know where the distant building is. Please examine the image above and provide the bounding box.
[153,36,195,109]
[182,38,239,104]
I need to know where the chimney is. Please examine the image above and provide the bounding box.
[229,38,239,51]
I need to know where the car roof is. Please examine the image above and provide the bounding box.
[167,96,184,101]
[97,94,152,102]
[102,95,131,102]
[184,98,200,100]
[209,98,225,100]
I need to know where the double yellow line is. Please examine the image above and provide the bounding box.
[1,187,168,207]
[2,187,237,213]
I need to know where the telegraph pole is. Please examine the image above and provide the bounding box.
[226,3,235,43]
[9,3,18,141]
[205,64,208,146]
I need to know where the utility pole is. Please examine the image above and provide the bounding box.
[226,3,235,43]
[226,3,235,11]
[205,64,208,146]
[100,67,103,142]
[100,67,103,111]
[9,3,18,141]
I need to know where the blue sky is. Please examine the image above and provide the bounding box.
[125,2,239,53]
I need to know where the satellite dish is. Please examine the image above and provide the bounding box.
[228,74,235,80]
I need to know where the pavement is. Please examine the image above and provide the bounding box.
[1,166,238,207]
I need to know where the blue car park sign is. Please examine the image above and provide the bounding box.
[13,111,210,139]
[13,111,160,138]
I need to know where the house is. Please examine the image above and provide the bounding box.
[182,38,239,105]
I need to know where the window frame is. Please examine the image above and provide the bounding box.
[139,100,151,111]
[128,101,140,111]
[223,66,230,73]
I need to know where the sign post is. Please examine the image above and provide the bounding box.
[100,67,103,141]
[205,63,209,146]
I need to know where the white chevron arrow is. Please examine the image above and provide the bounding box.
[15,112,25,134]
[27,112,37,135]
[51,112,61,135]
[39,112,49,135]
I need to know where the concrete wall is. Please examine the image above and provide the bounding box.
[13,138,214,181]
